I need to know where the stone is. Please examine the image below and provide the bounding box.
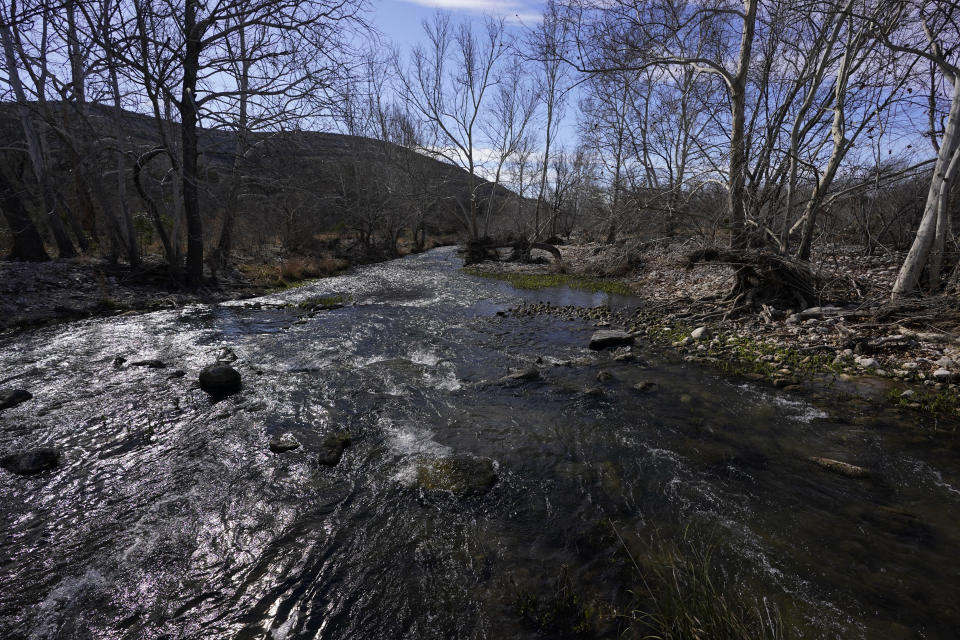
[269,433,301,454]
[582,387,604,397]
[198,365,242,396]
[588,330,633,350]
[596,370,613,382]
[936,357,956,369]
[856,357,879,369]
[499,367,540,383]
[633,381,657,393]
[415,455,497,496]
[317,432,352,466]
[0,389,32,410]
[1,448,59,475]
[131,359,166,369]
[809,456,870,479]
[902,361,919,370]
[933,368,953,381]
[899,389,916,398]
[690,326,708,340]
[112,356,127,369]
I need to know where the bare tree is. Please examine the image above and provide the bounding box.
[400,12,509,240]
[0,0,77,257]
[101,0,365,284]
[878,0,960,296]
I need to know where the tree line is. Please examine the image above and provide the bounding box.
[1,0,959,299]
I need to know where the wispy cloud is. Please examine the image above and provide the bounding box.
[394,0,541,24]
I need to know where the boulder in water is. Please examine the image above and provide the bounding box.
[199,365,242,396]
[1,448,59,475]
[415,455,497,496]
[269,433,301,453]
[589,330,633,350]
[0,389,32,410]
[317,432,352,466]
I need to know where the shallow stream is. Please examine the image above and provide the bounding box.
[1,247,959,639]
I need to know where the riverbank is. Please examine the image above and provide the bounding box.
[0,238,455,334]
[468,240,960,422]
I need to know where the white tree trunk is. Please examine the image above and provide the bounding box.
[892,77,960,297]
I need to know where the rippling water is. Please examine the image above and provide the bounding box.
[2,247,959,639]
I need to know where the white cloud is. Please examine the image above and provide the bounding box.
[394,0,541,24]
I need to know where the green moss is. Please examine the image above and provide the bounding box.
[296,294,348,309]
[887,387,960,418]
[463,268,634,296]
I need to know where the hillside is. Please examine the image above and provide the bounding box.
[0,101,522,269]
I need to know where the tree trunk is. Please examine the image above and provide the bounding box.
[0,16,76,258]
[105,0,139,268]
[892,79,960,298]
[0,171,50,261]
[927,141,960,288]
[180,1,204,286]
[728,0,758,249]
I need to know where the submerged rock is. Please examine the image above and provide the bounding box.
[809,456,870,479]
[199,365,242,396]
[131,359,166,369]
[1,448,59,475]
[317,432,352,466]
[589,330,633,350]
[269,433,301,454]
[0,389,32,410]
[633,381,657,393]
[498,366,541,383]
[415,455,497,496]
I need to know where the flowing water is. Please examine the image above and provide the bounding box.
[1,247,959,639]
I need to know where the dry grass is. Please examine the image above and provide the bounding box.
[236,253,348,288]
[279,254,347,281]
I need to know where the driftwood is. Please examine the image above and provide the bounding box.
[686,248,817,315]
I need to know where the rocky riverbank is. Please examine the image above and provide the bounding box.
[0,238,455,334]
[0,258,267,334]
[470,240,960,421]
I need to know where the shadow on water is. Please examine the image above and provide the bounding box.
[1,246,959,639]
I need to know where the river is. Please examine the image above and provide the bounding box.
[1,246,959,639]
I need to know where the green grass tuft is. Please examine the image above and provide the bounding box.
[463,268,634,296]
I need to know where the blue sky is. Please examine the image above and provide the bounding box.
[370,0,544,51]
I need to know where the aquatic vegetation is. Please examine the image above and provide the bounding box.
[296,294,349,310]
[512,566,602,637]
[618,527,791,640]
[463,268,634,296]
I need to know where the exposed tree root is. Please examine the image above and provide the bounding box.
[686,248,817,316]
